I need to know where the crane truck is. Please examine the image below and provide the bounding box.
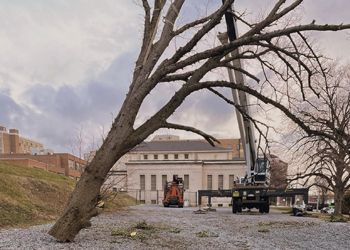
[219,3,271,213]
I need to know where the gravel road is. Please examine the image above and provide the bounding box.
[0,205,349,250]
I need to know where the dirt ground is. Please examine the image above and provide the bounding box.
[0,205,349,249]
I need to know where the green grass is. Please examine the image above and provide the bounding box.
[0,162,136,229]
[0,162,76,228]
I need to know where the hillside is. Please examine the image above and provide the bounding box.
[0,162,76,228]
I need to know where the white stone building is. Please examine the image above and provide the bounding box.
[106,135,246,206]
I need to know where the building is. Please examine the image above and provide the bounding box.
[269,154,288,189]
[0,126,43,154]
[118,136,246,206]
[102,135,288,206]
[0,153,87,178]
[215,138,244,159]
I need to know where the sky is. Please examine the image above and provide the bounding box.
[0,0,349,155]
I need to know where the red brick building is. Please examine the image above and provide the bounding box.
[269,154,288,189]
[0,153,86,178]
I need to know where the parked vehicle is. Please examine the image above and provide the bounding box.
[292,203,306,216]
[306,204,313,211]
[321,207,334,214]
[162,176,184,208]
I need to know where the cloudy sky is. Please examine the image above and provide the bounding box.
[0,0,349,154]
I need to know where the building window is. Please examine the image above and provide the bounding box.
[143,154,148,160]
[207,175,212,190]
[229,175,235,189]
[154,154,158,160]
[162,175,167,190]
[151,175,156,191]
[140,175,145,190]
[164,154,168,160]
[218,175,224,189]
[184,153,189,159]
[68,160,75,170]
[184,175,189,189]
[174,154,178,159]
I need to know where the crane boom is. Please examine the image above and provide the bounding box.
[220,1,269,186]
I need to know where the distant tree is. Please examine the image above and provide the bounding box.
[49,0,350,241]
[287,65,350,215]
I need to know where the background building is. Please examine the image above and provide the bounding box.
[269,154,288,189]
[0,125,86,178]
[0,153,86,178]
[103,136,246,206]
[100,135,289,207]
[0,126,43,154]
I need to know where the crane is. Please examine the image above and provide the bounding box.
[220,1,270,213]
[197,1,310,214]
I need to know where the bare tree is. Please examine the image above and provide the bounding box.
[315,176,329,209]
[49,0,350,241]
[287,65,350,215]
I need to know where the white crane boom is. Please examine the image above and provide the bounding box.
[220,2,269,186]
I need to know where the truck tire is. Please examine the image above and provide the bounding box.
[259,205,264,213]
[232,199,238,213]
[264,203,270,213]
[237,199,243,213]
[264,197,270,213]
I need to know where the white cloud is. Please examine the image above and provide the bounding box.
[0,0,140,100]
[0,0,349,154]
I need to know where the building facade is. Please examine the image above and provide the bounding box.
[0,126,43,154]
[269,154,288,189]
[113,137,246,206]
[101,135,288,206]
[0,153,86,178]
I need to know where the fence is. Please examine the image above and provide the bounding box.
[127,189,199,206]
[127,189,233,207]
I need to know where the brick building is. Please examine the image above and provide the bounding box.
[269,154,288,189]
[0,153,87,178]
[0,126,43,154]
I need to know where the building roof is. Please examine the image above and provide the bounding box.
[131,140,229,152]
[126,160,245,165]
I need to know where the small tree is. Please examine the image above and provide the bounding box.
[49,0,350,241]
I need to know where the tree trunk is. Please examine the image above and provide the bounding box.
[48,139,127,241]
[334,188,344,215]
[48,96,144,241]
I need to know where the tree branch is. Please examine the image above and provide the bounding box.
[160,122,219,146]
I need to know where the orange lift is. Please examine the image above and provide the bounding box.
[162,175,184,208]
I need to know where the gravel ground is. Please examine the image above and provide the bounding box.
[0,205,349,250]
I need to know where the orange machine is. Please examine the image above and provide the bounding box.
[163,176,184,208]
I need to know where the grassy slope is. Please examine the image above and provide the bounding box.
[0,162,75,228]
[0,162,136,229]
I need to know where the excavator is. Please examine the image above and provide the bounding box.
[162,175,184,208]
